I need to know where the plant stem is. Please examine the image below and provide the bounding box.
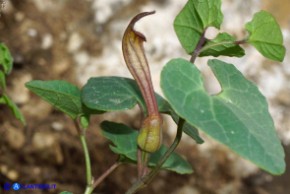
[125,118,185,194]
[92,161,121,189]
[74,120,93,194]
[190,29,207,63]
[80,134,93,194]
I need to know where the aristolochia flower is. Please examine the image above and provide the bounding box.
[122,11,162,153]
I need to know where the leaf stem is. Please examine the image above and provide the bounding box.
[125,118,185,194]
[92,161,121,189]
[81,135,93,193]
[137,148,143,177]
[190,29,207,63]
[74,120,93,194]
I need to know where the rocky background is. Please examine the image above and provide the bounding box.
[0,0,289,193]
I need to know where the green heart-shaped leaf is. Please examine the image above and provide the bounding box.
[174,0,223,54]
[245,11,286,62]
[161,58,285,175]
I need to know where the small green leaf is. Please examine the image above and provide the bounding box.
[59,192,73,194]
[1,94,26,125]
[101,121,137,160]
[200,33,245,57]
[0,70,6,91]
[149,145,193,174]
[25,80,82,119]
[245,11,286,62]
[174,0,223,54]
[101,121,193,174]
[0,43,13,74]
[161,58,285,175]
[82,77,144,112]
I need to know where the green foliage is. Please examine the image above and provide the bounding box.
[199,33,245,57]
[246,11,286,61]
[0,43,25,125]
[82,76,204,144]
[0,43,13,74]
[174,0,223,54]
[82,77,144,112]
[59,192,73,194]
[25,80,103,122]
[157,97,204,144]
[0,94,26,125]
[0,70,6,90]
[23,0,286,193]
[169,0,286,175]
[160,58,285,175]
[25,80,83,119]
[101,121,193,174]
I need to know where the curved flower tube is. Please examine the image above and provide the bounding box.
[122,11,162,153]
